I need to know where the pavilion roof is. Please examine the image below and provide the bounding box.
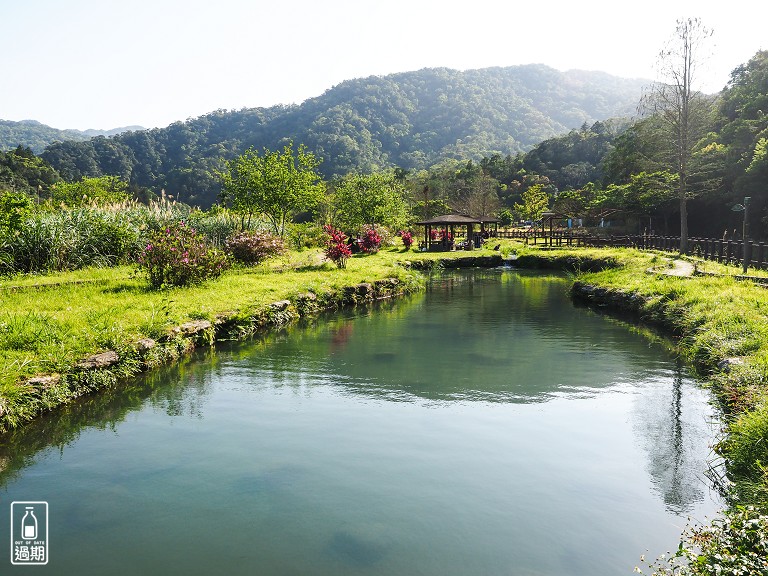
[414,214,482,225]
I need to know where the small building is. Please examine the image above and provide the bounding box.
[415,214,498,251]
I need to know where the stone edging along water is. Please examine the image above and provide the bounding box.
[4,275,416,433]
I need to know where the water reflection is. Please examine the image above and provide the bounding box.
[239,270,684,404]
[0,270,717,491]
[0,350,217,486]
[631,362,721,514]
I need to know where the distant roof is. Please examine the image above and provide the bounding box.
[540,211,569,220]
[415,214,482,225]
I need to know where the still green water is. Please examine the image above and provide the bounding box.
[0,269,720,575]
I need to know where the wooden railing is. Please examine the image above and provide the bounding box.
[497,230,768,271]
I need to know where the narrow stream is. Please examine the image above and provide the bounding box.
[0,269,721,575]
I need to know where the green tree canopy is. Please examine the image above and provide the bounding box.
[514,183,549,221]
[0,189,33,238]
[220,143,325,237]
[0,146,60,197]
[49,176,129,207]
[329,171,409,234]
[716,50,768,228]
[554,183,612,220]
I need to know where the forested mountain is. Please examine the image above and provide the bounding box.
[488,51,768,238]
[39,65,647,207]
[0,120,143,154]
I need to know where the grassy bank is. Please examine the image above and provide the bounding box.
[0,248,392,429]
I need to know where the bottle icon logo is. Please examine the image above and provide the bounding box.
[11,501,48,565]
[21,507,38,540]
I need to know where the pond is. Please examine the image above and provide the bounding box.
[0,269,721,575]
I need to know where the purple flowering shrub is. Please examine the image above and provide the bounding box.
[138,222,229,288]
[225,230,286,265]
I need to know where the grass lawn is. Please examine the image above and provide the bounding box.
[0,248,406,380]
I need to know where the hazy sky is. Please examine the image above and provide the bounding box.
[1,0,764,130]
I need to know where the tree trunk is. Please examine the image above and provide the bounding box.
[679,195,689,254]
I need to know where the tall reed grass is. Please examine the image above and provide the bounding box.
[0,198,259,274]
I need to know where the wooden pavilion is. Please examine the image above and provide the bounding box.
[415,214,499,251]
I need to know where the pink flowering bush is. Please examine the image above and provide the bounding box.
[225,230,286,265]
[399,230,414,249]
[323,225,352,268]
[358,226,382,253]
[138,222,230,288]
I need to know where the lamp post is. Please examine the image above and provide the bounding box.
[732,196,751,274]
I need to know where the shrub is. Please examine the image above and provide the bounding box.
[323,225,352,269]
[716,401,768,501]
[225,230,286,264]
[48,176,130,207]
[400,230,414,249]
[0,190,32,237]
[287,222,326,250]
[636,506,768,575]
[137,222,229,288]
[429,228,452,241]
[358,226,382,253]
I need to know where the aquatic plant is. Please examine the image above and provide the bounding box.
[635,506,768,575]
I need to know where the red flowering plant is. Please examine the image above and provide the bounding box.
[323,225,352,269]
[429,228,452,241]
[399,230,414,250]
[358,226,382,253]
[137,221,230,288]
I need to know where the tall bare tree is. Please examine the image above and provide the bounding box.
[642,18,715,253]
[454,170,501,220]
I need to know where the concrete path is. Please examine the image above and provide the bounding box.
[649,258,695,277]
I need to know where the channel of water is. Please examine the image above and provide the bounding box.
[0,269,722,575]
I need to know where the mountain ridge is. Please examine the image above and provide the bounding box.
[0,119,144,153]
[34,63,648,207]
